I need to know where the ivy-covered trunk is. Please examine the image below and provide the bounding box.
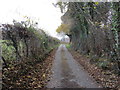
[112,2,120,71]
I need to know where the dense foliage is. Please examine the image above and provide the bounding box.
[56,2,120,73]
[1,20,59,66]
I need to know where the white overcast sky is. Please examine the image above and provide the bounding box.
[0,0,63,38]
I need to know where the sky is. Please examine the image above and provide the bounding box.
[0,0,63,38]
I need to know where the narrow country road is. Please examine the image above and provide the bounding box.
[46,44,102,88]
